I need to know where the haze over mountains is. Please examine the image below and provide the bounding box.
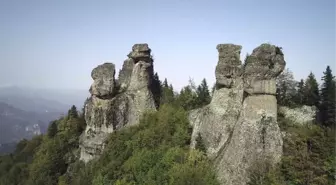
[0,86,89,153]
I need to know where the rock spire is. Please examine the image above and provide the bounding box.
[189,43,286,185]
[79,44,156,162]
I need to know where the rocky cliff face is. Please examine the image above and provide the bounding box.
[189,43,286,185]
[79,44,156,163]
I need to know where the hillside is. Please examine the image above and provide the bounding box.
[0,102,55,145]
[0,43,334,185]
[0,86,89,154]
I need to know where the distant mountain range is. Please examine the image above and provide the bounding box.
[0,86,89,113]
[0,86,89,153]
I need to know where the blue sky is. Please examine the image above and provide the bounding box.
[0,0,335,91]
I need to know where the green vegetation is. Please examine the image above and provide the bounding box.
[69,104,219,185]
[0,106,85,185]
[320,66,336,127]
[0,66,335,185]
[0,96,219,185]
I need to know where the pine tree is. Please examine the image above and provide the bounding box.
[47,121,58,138]
[177,86,197,110]
[303,72,320,107]
[295,79,305,105]
[320,66,336,127]
[151,72,162,109]
[277,81,288,106]
[160,79,175,105]
[196,78,211,107]
[276,68,297,107]
[68,105,79,118]
[163,78,169,88]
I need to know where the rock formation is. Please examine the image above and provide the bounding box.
[278,105,316,125]
[189,44,244,160]
[80,44,156,163]
[189,43,286,185]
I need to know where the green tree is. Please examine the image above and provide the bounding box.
[68,105,79,118]
[303,72,320,107]
[320,66,336,127]
[151,72,162,109]
[168,150,219,185]
[160,79,175,105]
[195,133,207,154]
[163,78,169,88]
[92,173,110,185]
[294,79,305,105]
[177,86,197,111]
[47,121,58,138]
[196,78,211,107]
[70,104,218,185]
[276,68,298,107]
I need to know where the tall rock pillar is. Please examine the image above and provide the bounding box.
[79,44,156,163]
[189,43,286,185]
[216,44,286,185]
[189,44,244,159]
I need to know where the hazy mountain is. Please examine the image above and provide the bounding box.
[0,86,89,113]
[0,86,89,153]
[0,102,59,144]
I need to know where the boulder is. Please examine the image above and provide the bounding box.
[127,43,152,63]
[244,44,285,80]
[89,63,116,98]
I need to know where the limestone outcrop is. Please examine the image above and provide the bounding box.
[79,44,156,163]
[190,44,244,160]
[279,105,316,125]
[189,43,286,185]
[215,44,243,88]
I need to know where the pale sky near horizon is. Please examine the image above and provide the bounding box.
[0,0,335,91]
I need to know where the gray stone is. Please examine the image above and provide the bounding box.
[128,61,153,91]
[89,63,116,98]
[215,44,243,88]
[244,44,286,80]
[216,95,282,185]
[80,44,156,162]
[118,58,135,89]
[278,105,316,125]
[244,79,277,95]
[189,43,285,185]
[127,43,152,63]
[189,84,244,160]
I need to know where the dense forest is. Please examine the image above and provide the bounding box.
[0,65,335,185]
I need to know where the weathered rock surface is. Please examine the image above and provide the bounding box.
[215,44,243,88]
[279,105,316,125]
[189,43,286,185]
[190,44,244,160]
[127,43,152,63]
[118,58,134,89]
[89,63,116,98]
[80,44,156,163]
